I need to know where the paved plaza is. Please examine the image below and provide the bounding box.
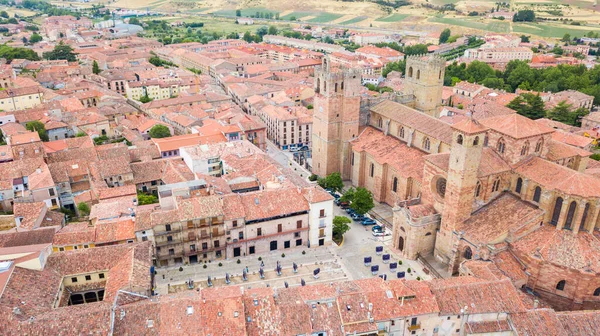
[155,200,430,295]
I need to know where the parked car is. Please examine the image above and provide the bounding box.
[339,202,350,209]
[345,208,355,215]
[351,213,365,221]
[372,230,390,237]
[361,218,377,225]
[372,225,383,232]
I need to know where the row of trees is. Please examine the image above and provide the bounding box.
[507,93,588,126]
[445,60,600,106]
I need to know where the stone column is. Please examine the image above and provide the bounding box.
[572,201,586,234]
[556,196,570,230]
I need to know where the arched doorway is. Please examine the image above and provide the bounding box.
[464,246,473,260]
[551,197,563,226]
[398,237,404,251]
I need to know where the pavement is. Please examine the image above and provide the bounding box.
[265,139,313,179]
[154,195,430,295]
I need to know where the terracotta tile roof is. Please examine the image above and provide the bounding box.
[95,156,132,177]
[425,147,511,178]
[0,227,55,248]
[131,159,168,184]
[94,218,135,244]
[10,131,40,145]
[27,164,54,191]
[511,309,568,336]
[42,136,94,153]
[98,185,137,201]
[301,186,333,204]
[557,310,600,336]
[370,100,454,144]
[479,114,554,139]
[514,156,600,198]
[466,320,511,334]
[429,278,526,315]
[17,302,112,335]
[492,250,528,284]
[545,139,592,161]
[243,287,282,336]
[456,192,544,244]
[239,188,309,222]
[451,118,488,134]
[53,222,95,246]
[512,224,600,273]
[352,127,426,181]
[13,202,47,231]
[551,130,593,149]
[0,122,26,136]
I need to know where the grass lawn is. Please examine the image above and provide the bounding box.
[513,22,600,38]
[212,7,279,17]
[339,16,368,25]
[306,12,344,23]
[429,16,510,32]
[375,13,410,22]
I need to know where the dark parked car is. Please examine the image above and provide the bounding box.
[351,213,365,221]
[361,218,376,226]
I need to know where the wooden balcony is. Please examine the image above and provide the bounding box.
[407,324,421,332]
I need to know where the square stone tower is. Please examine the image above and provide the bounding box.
[311,58,362,179]
[403,55,445,118]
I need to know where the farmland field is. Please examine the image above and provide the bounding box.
[211,8,279,17]
[306,12,344,23]
[513,22,600,38]
[339,16,368,25]
[375,13,410,22]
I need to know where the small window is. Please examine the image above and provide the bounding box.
[456,134,463,145]
[85,275,91,281]
[99,273,105,279]
[257,228,262,236]
[278,224,282,233]
[319,209,325,217]
[165,224,171,232]
[232,220,238,227]
[59,247,65,251]
[71,277,78,283]
[370,163,374,177]
[297,220,302,229]
[556,280,566,291]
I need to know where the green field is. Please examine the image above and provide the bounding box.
[212,7,279,17]
[429,17,510,33]
[375,13,410,22]
[339,16,368,25]
[280,11,314,21]
[513,22,600,38]
[306,13,344,23]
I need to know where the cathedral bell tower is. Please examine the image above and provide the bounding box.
[403,55,445,118]
[311,57,362,179]
[433,117,487,271]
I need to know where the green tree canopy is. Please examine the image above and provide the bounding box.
[340,187,355,203]
[350,187,374,215]
[92,60,100,74]
[149,124,171,138]
[42,41,77,62]
[547,100,574,124]
[29,32,42,44]
[439,28,451,44]
[0,44,40,61]
[77,202,90,216]
[268,25,278,35]
[317,172,344,192]
[506,93,546,120]
[25,120,48,141]
[333,216,351,239]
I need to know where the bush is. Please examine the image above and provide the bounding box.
[302,250,306,255]
[77,202,90,216]
[203,264,207,269]
[281,253,285,258]
[218,262,223,267]
[237,259,241,264]
[407,267,411,273]
[258,257,262,261]
[398,260,402,265]
[417,276,421,281]
[179,266,183,272]
[591,153,600,161]
[308,174,318,182]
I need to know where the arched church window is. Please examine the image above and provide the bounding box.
[594,287,600,296]
[515,178,523,194]
[564,201,577,230]
[423,137,431,151]
[533,186,542,203]
[492,178,500,192]
[473,136,479,146]
[556,280,566,291]
[497,139,505,154]
[551,197,563,226]
[520,141,529,156]
[483,135,488,147]
[457,134,463,145]
[408,67,413,78]
[334,83,338,92]
[580,203,590,232]
[475,181,481,197]
[535,139,543,153]
[464,247,473,260]
[392,177,398,193]
[436,178,447,198]
[370,163,375,177]
[416,69,421,80]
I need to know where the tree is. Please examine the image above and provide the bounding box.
[256,25,268,37]
[139,94,152,103]
[513,10,535,22]
[350,187,374,215]
[0,11,8,19]
[318,172,344,192]
[92,60,100,75]
[547,100,574,124]
[268,25,277,35]
[25,120,48,141]
[332,216,351,239]
[439,28,451,44]
[77,202,90,216]
[243,31,253,42]
[129,17,141,25]
[76,131,86,137]
[340,187,355,203]
[562,33,571,42]
[21,37,27,44]
[43,41,77,62]
[520,35,530,43]
[137,192,158,205]
[235,9,241,17]
[149,124,171,138]
[29,32,42,44]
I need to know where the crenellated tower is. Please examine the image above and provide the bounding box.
[403,54,445,118]
[311,57,362,179]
